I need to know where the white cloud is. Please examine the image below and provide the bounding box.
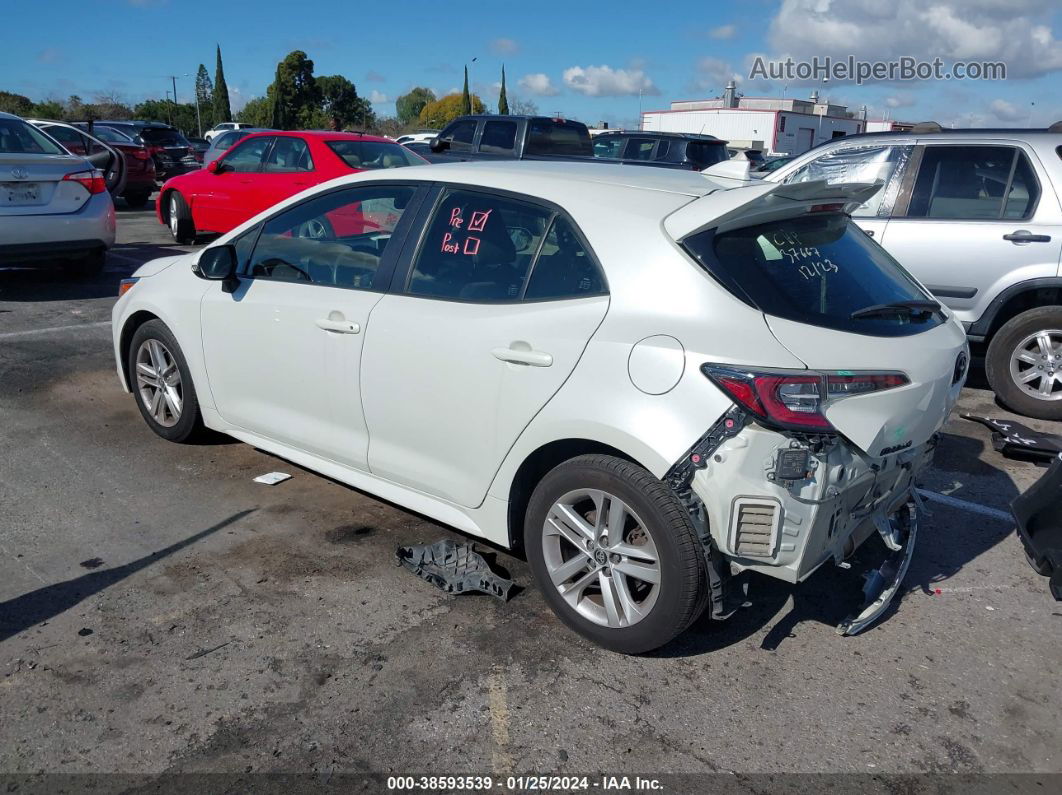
[490,38,520,56]
[519,73,559,96]
[884,92,916,108]
[691,57,742,93]
[988,97,1027,121]
[369,90,389,104]
[709,24,736,40]
[767,0,1062,80]
[562,65,659,97]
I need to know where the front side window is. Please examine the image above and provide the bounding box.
[440,120,477,152]
[592,136,625,158]
[0,119,63,155]
[326,140,422,170]
[685,213,943,337]
[908,145,1040,220]
[221,136,273,173]
[263,136,313,172]
[480,121,517,153]
[408,189,552,301]
[247,184,416,289]
[783,145,913,218]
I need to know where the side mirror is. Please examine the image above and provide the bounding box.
[430,136,449,153]
[196,245,239,292]
[207,159,224,173]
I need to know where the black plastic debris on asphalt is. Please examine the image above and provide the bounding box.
[963,414,1062,462]
[395,539,514,601]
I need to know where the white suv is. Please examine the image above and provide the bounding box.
[766,126,1062,419]
[203,122,252,142]
[112,161,967,653]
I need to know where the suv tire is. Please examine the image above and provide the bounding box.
[524,454,708,654]
[166,191,197,245]
[986,306,1062,420]
[127,320,203,443]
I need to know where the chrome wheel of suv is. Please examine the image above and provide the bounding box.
[543,489,661,628]
[1010,329,1062,401]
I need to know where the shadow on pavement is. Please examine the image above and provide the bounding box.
[651,431,1020,658]
[0,509,254,643]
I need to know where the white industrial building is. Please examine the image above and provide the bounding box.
[640,84,908,156]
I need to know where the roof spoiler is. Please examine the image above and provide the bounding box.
[701,157,752,182]
[665,179,883,239]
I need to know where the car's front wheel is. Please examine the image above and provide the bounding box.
[986,306,1062,420]
[166,191,197,245]
[127,320,203,442]
[524,454,708,654]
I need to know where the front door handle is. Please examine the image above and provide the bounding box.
[865,229,875,238]
[491,346,553,367]
[316,318,360,334]
[1003,230,1052,243]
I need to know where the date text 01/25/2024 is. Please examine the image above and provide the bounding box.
[386,775,664,791]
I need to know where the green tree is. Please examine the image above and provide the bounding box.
[461,65,472,115]
[312,74,373,129]
[32,98,65,120]
[0,91,34,116]
[270,50,319,130]
[213,44,232,123]
[195,63,214,132]
[395,87,435,125]
[419,93,485,127]
[132,100,199,135]
[498,66,509,115]
[236,95,273,127]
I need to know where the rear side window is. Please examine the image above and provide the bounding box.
[525,120,593,156]
[524,216,606,300]
[625,137,658,160]
[908,145,1039,220]
[263,137,313,172]
[684,214,943,337]
[480,121,517,153]
[784,145,913,218]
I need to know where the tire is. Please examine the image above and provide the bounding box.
[66,249,105,278]
[985,306,1062,420]
[124,191,151,209]
[165,190,197,245]
[127,320,203,443]
[523,454,708,654]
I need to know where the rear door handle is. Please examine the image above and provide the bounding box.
[491,346,553,367]
[1003,230,1052,243]
[316,318,360,334]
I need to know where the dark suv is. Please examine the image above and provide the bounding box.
[592,131,730,171]
[79,121,199,179]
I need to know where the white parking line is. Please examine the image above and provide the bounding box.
[916,489,1013,522]
[0,321,110,340]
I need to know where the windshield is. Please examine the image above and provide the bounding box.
[91,126,133,144]
[684,213,943,337]
[326,140,425,170]
[0,118,65,155]
[140,128,189,146]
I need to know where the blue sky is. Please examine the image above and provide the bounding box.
[3,0,1060,128]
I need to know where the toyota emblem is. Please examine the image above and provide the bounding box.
[11,167,29,180]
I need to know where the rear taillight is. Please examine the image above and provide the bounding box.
[702,365,909,433]
[62,169,107,195]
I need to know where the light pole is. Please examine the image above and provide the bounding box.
[164,73,192,132]
[469,56,477,110]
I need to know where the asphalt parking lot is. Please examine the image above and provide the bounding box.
[1,198,1059,787]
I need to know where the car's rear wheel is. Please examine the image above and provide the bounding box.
[524,454,708,654]
[128,320,203,443]
[166,191,197,245]
[124,191,151,209]
[986,306,1062,420]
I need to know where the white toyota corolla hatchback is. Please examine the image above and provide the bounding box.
[112,160,968,653]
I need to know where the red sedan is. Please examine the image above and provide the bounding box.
[157,131,426,244]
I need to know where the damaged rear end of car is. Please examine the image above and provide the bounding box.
[665,179,969,635]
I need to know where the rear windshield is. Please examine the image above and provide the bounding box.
[686,141,729,167]
[326,140,423,170]
[684,213,944,337]
[90,126,133,144]
[525,120,593,156]
[0,118,64,155]
[140,128,189,146]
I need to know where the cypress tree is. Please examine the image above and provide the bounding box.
[461,65,472,116]
[213,44,232,123]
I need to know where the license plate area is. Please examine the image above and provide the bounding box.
[1,181,42,205]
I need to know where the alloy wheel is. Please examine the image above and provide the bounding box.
[1009,329,1062,401]
[135,339,183,427]
[168,195,179,238]
[542,489,661,628]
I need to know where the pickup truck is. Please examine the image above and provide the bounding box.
[418,115,594,162]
